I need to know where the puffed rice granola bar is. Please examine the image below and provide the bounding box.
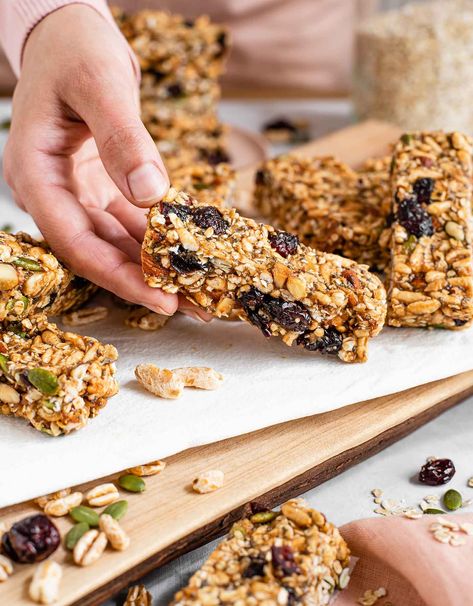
[388,131,473,328]
[142,189,387,363]
[0,231,96,324]
[170,498,351,605]
[169,162,235,208]
[0,316,118,435]
[254,155,391,271]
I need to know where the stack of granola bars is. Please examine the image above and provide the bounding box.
[114,8,235,205]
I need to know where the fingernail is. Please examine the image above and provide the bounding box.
[127,162,168,203]
[152,305,174,317]
[181,310,212,323]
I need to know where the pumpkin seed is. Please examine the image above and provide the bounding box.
[423,508,446,515]
[444,489,462,511]
[0,353,8,374]
[102,500,128,520]
[250,511,279,524]
[11,257,43,272]
[118,474,146,493]
[70,505,100,527]
[0,223,12,232]
[27,368,59,396]
[401,133,412,145]
[65,522,89,550]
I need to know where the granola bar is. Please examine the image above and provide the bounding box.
[170,498,351,605]
[115,9,229,80]
[169,162,235,208]
[0,316,118,435]
[388,131,473,329]
[254,155,392,271]
[0,232,96,324]
[142,189,387,363]
[0,231,74,323]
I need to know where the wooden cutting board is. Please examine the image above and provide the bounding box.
[2,120,473,606]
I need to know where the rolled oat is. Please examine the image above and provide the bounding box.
[73,529,108,566]
[99,514,130,551]
[86,483,119,508]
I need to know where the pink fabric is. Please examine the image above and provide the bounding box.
[335,513,473,605]
[0,0,378,93]
[0,0,136,76]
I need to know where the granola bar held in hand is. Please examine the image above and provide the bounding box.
[388,132,473,329]
[0,317,118,436]
[142,189,387,362]
[170,498,351,605]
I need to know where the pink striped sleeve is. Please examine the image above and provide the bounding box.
[0,0,139,78]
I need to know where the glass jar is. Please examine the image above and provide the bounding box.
[354,0,473,132]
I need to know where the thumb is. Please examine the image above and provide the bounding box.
[75,81,169,208]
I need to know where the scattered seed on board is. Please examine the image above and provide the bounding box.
[65,522,90,550]
[70,505,100,527]
[0,554,13,582]
[357,587,387,606]
[99,514,130,551]
[127,460,166,477]
[73,529,108,566]
[123,584,152,606]
[62,306,108,326]
[118,474,146,493]
[192,470,225,494]
[29,561,62,604]
[35,489,71,510]
[86,483,119,507]
[102,500,128,521]
[43,492,83,517]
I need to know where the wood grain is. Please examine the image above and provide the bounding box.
[1,372,472,606]
[2,119,470,606]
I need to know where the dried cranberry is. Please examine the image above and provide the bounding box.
[298,327,343,355]
[268,231,299,257]
[419,458,456,486]
[243,557,266,578]
[192,206,229,235]
[413,177,435,204]
[271,545,300,576]
[169,247,209,274]
[396,197,434,238]
[2,515,60,563]
[167,83,184,98]
[161,203,191,225]
[238,287,311,337]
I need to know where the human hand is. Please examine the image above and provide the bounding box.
[3,5,204,319]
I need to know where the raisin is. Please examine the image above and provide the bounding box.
[298,327,343,355]
[161,203,191,225]
[286,588,300,605]
[263,118,297,133]
[169,247,208,274]
[183,18,194,27]
[268,231,299,257]
[167,83,184,98]
[413,177,435,204]
[149,69,166,82]
[192,206,229,235]
[454,319,468,327]
[214,32,228,58]
[243,557,266,578]
[200,147,230,166]
[271,545,301,576]
[2,515,60,563]
[238,288,311,337]
[397,197,434,237]
[385,212,394,227]
[419,458,456,486]
[255,169,266,186]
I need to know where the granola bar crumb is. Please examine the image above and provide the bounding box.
[192,469,224,494]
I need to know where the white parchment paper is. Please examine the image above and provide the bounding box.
[1,304,473,508]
